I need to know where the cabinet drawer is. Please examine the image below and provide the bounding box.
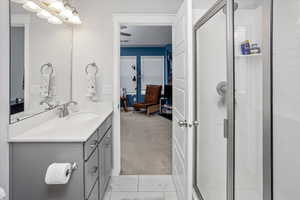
[85,131,98,160]
[87,181,99,200]
[85,149,99,199]
[98,115,112,141]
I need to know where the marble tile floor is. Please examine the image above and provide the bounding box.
[103,175,178,200]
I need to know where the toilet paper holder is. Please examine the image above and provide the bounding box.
[71,162,78,172]
[66,163,78,176]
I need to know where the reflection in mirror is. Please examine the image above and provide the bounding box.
[10,1,73,123]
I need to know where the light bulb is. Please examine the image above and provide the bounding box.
[22,1,41,12]
[59,6,73,19]
[11,0,27,4]
[69,14,81,24]
[41,0,56,4]
[48,16,62,24]
[37,10,52,19]
[49,0,65,12]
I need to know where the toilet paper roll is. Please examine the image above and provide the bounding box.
[45,163,72,185]
[0,187,6,200]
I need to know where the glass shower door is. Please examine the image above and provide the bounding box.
[233,1,264,200]
[194,4,228,200]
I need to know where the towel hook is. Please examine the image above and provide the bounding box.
[85,62,99,75]
[40,63,54,76]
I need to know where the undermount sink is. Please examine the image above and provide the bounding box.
[65,112,100,122]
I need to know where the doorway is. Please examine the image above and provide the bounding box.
[119,25,173,175]
[112,6,194,199]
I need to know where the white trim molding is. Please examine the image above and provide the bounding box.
[0,0,10,198]
[11,14,31,111]
[112,13,176,176]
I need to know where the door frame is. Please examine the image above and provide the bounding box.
[192,1,233,200]
[112,13,176,176]
[11,14,30,112]
[192,0,274,200]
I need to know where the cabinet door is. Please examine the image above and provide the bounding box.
[88,181,99,200]
[98,139,105,200]
[85,148,99,199]
[103,128,113,185]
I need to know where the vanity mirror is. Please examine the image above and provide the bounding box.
[10,0,73,123]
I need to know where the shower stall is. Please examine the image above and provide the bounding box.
[193,0,298,200]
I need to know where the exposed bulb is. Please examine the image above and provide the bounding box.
[59,6,73,19]
[69,14,81,24]
[37,10,52,19]
[11,0,28,4]
[41,0,56,4]
[48,16,62,24]
[49,0,65,12]
[22,1,41,12]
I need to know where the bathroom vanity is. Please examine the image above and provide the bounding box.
[9,109,113,200]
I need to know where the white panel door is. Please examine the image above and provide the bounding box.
[140,56,164,93]
[172,1,193,200]
[120,56,137,94]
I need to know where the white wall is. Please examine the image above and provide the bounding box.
[273,1,300,199]
[0,0,10,198]
[72,0,182,106]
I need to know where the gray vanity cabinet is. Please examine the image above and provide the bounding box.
[99,128,113,200]
[10,114,113,200]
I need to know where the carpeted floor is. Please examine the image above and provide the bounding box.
[120,111,172,175]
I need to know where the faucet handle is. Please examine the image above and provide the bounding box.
[57,106,65,118]
[67,101,79,113]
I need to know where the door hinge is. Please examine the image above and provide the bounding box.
[192,121,200,127]
[188,121,200,128]
[178,120,200,128]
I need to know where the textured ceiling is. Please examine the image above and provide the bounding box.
[121,26,172,47]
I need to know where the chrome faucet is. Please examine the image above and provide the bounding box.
[58,101,78,118]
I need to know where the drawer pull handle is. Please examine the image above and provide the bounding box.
[89,140,98,148]
[89,166,98,174]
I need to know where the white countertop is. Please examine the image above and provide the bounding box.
[9,105,113,143]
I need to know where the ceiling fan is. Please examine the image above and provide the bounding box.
[120,25,132,37]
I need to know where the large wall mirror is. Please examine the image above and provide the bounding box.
[10,0,73,123]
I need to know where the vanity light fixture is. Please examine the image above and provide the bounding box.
[22,1,41,12]
[12,0,82,25]
[49,0,65,12]
[59,4,73,19]
[37,9,52,19]
[68,10,82,24]
[11,0,28,4]
[41,0,56,3]
[48,16,63,24]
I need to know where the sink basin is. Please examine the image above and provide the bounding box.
[65,112,100,123]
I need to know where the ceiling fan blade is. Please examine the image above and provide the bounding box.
[120,25,128,30]
[121,32,132,37]
[121,40,129,42]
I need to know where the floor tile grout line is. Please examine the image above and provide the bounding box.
[137,175,140,192]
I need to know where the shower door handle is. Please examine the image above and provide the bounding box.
[224,119,229,139]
